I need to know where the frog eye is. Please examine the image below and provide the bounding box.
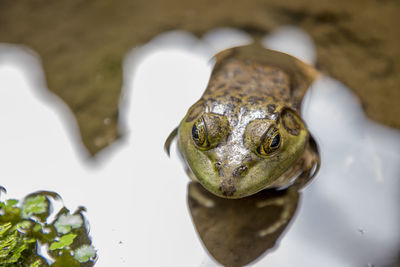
[192,116,209,149]
[257,126,281,156]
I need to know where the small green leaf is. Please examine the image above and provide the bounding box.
[54,214,83,234]
[18,220,32,230]
[33,223,42,232]
[49,233,77,250]
[22,195,47,218]
[6,199,18,207]
[73,244,96,263]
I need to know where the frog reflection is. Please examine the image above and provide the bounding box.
[187,182,299,267]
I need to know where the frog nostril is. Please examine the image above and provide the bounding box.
[239,165,248,173]
[214,161,222,169]
[233,165,248,178]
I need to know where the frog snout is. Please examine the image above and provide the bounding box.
[214,162,248,197]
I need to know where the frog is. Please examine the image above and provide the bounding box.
[165,43,320,199]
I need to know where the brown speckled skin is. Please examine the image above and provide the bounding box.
[168,44,320,199]
[204,60,292,107]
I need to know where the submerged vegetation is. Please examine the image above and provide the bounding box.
[0,187,96,266]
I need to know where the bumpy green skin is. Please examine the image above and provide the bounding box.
[172,45,319,199]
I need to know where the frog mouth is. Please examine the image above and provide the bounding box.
[214,163,249,197]
[218,180,237,197]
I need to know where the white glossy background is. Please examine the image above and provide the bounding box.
[0,27,399,266]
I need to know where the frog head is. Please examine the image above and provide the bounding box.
[174,100,309,199]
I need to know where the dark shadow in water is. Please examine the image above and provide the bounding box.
[187,182,299,267]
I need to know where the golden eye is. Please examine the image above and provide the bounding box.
[192,116,209,149]
[257,126,281,156]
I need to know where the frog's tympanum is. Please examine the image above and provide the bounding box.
[165,44,320,198]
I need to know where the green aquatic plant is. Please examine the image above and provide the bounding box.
[0,188,96,266]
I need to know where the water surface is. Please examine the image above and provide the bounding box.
[0,27,399,266]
